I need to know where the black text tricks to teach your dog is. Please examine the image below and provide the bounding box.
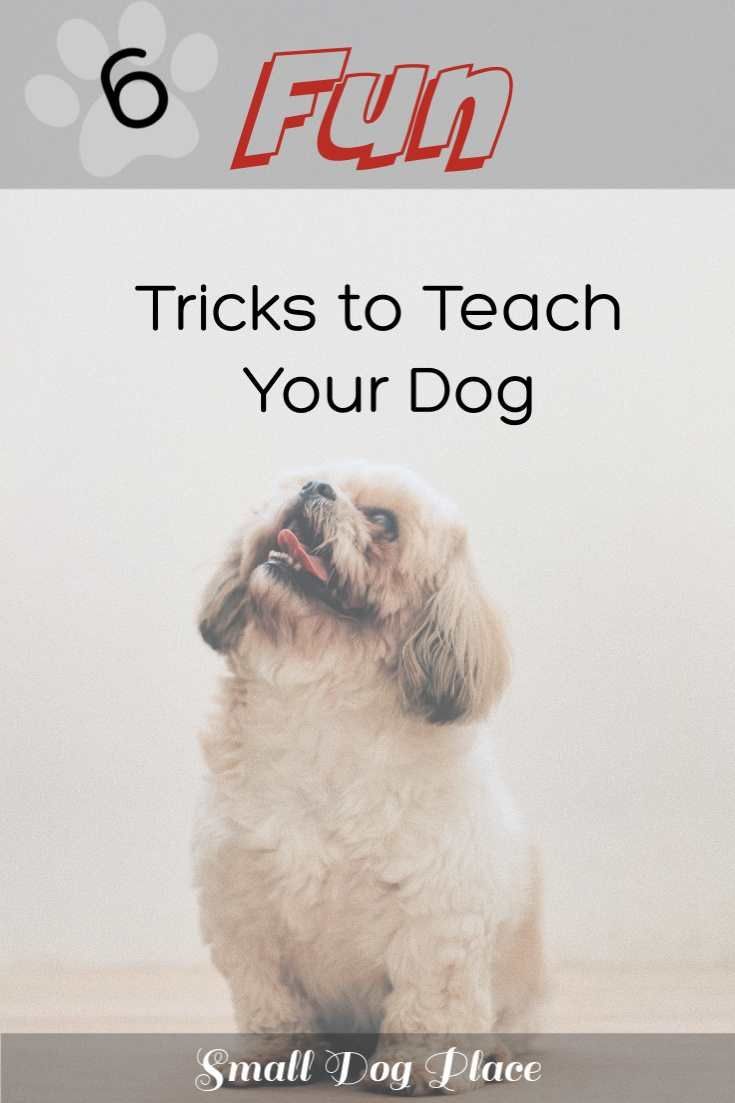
[133,282,621,425]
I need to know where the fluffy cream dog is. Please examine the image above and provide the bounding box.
[193,463,541,1091]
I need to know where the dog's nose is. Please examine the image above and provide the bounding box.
[300,480,336,501]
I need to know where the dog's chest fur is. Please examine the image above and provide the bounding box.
[200,666,490,1024]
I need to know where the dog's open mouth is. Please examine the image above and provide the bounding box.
[263,509,371,620]
[272,527,329,582]
[265,512,333,596]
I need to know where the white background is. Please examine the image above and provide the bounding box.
[2,191,734,969]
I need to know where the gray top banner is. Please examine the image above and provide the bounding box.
[3,0,735,186]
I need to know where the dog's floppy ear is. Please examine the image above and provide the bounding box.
[399,550,509,725]
[198,539,249,654]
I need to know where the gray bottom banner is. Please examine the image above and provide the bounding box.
[2,1034,733,1100]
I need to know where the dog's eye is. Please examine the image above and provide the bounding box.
[363,508,398,541]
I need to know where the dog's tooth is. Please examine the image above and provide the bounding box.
[267,549,301,569]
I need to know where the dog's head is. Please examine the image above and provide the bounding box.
[199,464,508,725]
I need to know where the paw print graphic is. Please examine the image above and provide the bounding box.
[24,1,218,178]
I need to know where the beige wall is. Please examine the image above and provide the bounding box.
[2,190,734,966]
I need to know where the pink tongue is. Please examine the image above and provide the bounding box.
[277,529,329,583]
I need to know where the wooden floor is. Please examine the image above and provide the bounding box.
[2,963,734,1033]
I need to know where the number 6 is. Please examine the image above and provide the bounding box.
[100,47,169,129]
